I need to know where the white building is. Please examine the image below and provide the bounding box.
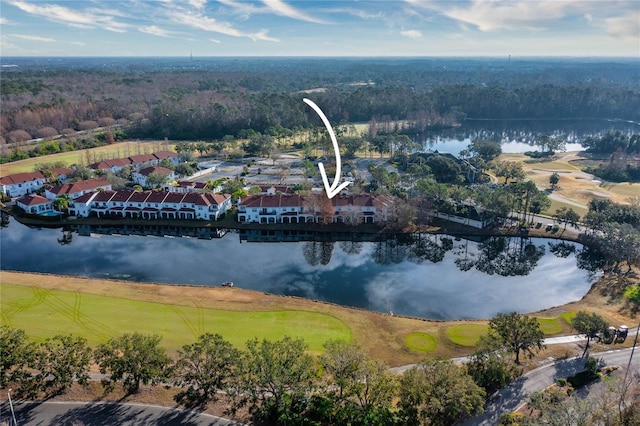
[132,166,176,188]
[45,177,112,200]
[0,168,73,198]
[16,194,54,214]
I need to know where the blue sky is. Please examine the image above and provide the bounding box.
[1,0,638,57]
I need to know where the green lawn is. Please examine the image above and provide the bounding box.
[0,284,350,352]
[559,311,577,326]
[445,324,488,347]
[0,141,169,175]
[536,317,564,335]
[404,332,438,353]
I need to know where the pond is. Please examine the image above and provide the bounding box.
[415,118,639,155]
[0,220,598,319]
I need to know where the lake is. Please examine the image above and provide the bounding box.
[0,220,598,319]
[415,118,639,155]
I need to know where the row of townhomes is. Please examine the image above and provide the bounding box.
[237,193,395,224]
[0,167,74,198]
[0,151,180,200]
[68,190,232,221]
[89,151,180,172]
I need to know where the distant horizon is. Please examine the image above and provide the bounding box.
[1,1,638,57]
[2,55,639,60]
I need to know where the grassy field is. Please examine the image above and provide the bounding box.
[1,271,637,366]
[404,332,438,353]
[445,323,488,347]
[1,283,350,353]
[0,141,169,175]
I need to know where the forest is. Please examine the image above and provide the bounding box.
[1,57,639,145]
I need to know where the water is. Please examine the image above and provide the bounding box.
[0,220,597,319]
[415,118,639,155]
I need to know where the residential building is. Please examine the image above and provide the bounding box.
[67,189,231,221]
[16,194,54,214]
[0,168,73,198]
[169,181,209,193]
[237,193,395,224]
[132,166,176,188]
[89,151,179,173]
[45,177,112,200]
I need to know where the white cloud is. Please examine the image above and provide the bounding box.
[400,29,422,39]
[167,9,278,41]
[208,38,221,43]
[71,41,86,46]
[261,0,328,24]
[605,14,640,42]
[11,34,55,42]
[139,25,172,37]
[188,0,208,9]
[406,0,604,32]
[8,0,129,33]
[322,7,384,21]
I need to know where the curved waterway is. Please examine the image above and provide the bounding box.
[0,220,598,319]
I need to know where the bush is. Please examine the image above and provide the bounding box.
[524,150,554,159]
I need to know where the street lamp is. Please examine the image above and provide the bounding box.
[7,388,17,426]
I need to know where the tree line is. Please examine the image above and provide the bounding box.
[3,60,639,144]
[1,311,551,426]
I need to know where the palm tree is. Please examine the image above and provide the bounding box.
[53,194,72,211]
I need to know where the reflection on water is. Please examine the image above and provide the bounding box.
[414,118,639,154]
[0,221,598,319]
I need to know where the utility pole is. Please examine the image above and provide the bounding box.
[619,322,640,418]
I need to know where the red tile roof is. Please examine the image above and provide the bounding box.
[164,192,186,204]
[16,194,51,206]
[145,191,168,203]
[93,190,116,202]
[153,151,178,160]
[48,177,111,196]
[241,194,303,208]
[128,154,157,164]
[0,171,44,185]
[109,190,134,203]
[128,191,151,203]
[135,166,174,177]
[73,192,95,203]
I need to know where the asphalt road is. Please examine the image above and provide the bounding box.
[461,346,640,425]
[0,401,244,426]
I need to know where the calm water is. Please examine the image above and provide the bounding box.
[0,220,597,319]
[417,118,639,155]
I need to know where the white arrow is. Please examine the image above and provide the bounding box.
[303,98,351,199]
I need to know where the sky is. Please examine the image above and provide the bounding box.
[1,0,639,57]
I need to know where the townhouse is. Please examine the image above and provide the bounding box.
[0,168,73,198]
[45,177,112,200]
[68,189,232,221]
[89,151,180,173]
[131,166,176,188]
[16,194,54,214]
[237,193,395,225]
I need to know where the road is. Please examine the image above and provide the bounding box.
[461,346,640,425]
[0,401,244,426]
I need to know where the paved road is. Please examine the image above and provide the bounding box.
[461,347,640,425]
[0,401,244,426]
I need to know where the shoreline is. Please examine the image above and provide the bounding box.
[1,267,633,366]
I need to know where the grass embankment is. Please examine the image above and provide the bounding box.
[0,141,169,175]
[1,283,349,353]
[5,271,634,367]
